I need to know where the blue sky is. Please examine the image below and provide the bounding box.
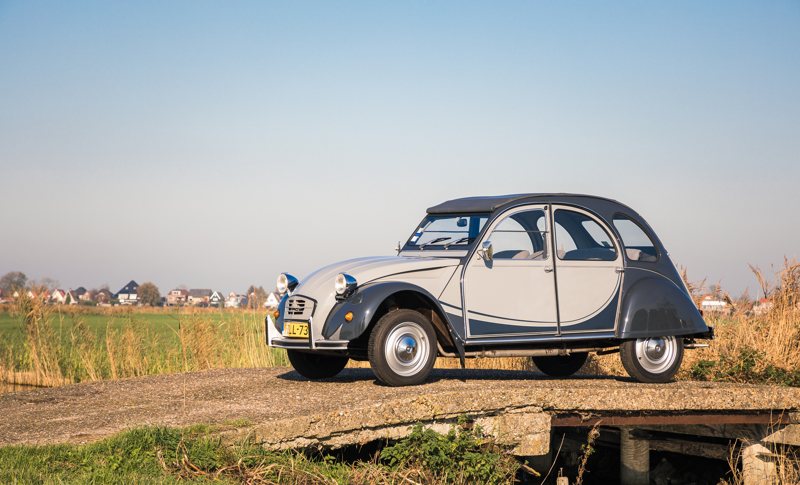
[1,1,798,297]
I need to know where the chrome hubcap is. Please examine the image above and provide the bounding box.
[645,337,666,360]
[395,336,418,363]
[635,336,678,374]
[384,322,429,377]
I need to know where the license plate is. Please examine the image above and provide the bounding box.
[283,321,309,338]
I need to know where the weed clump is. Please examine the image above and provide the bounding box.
[380,416,519,484]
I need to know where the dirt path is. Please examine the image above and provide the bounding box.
[1,367,798,447]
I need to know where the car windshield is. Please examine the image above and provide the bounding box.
[406,215,489,249]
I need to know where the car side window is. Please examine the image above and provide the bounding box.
[488,210,548,260]
[613,214,658,262]
[554,210,617,261]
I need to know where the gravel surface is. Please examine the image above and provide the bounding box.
[1,367,798,446]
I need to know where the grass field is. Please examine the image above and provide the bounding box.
[0,302,289,387]
[1,258,798,389]
[0,309,249,344]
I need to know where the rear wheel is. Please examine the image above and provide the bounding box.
[532,352,588,377]
[287,350,349,379]
[620,336,683,383]
[368,309,437,387]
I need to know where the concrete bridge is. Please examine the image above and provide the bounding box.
[1,367,798,484]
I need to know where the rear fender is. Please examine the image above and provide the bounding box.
[618,275,708,339]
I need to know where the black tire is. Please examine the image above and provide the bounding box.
[368,309,437,387]
[619,336,684,383]
[532,352,588,377]
[287,350,349,379]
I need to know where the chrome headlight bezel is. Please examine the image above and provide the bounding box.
[334,273,357,300]
[277,273,299,295]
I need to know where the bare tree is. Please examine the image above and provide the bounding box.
[0,271,27,294]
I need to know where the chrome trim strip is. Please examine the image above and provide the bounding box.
[309,316,315,350]
[465,332,617,346]
[399,250,468,258]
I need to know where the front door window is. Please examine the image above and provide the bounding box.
[463,207,558,338]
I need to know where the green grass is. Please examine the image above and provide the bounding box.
[0,303,287,384]
[0,419,521,485]
[0,310,245,344]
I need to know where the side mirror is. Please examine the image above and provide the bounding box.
[480,241,493,261]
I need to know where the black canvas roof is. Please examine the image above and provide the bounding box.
[426,193,625,214]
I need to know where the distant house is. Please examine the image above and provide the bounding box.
[65,287,87,305]
[188,289,213,306]
[225,292,249,308]
[265,291,281,310]
[116,281,139,305]
[24,290,51,301]
[166,289,189,306]
[95,289,113,304]
[753,298,773,316]
[79,290,94,302]
[700,294,728,314]
[51,289,67,305]
[209,291,225,306]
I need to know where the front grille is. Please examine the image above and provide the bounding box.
[286,296,314,319]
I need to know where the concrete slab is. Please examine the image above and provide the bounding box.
[1,367,798,450]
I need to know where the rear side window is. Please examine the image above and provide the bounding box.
[554,210,617,261]
[613,214,658,262]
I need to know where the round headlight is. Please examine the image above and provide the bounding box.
[277,273,299,294]
[334,273,357,298]
[277,274,288,294]
[334,274,347,295]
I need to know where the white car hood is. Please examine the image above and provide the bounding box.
[294,256,460,301]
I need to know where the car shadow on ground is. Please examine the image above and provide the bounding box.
[275,368,633,385]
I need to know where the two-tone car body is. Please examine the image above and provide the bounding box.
[268,194,712,386]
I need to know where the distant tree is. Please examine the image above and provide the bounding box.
[246,285,269,309]
[178,284,189,291]
[30,277,60,292]
[138,282,161,307]
[0,271,27,294]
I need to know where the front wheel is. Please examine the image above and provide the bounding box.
[287,350,349,379]
[368,309,437,387]
[620,336,683,383]
[532,352,588,377]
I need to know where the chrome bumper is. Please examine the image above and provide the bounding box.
[269,337,350,350]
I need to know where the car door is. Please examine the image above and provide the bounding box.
[551,206,622,334]
[463,205,558,338]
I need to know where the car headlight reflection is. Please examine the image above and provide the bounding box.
[334,273,357,299]
[277,273,299,294]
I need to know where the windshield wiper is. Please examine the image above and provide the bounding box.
[443,237,473,250]
[420,237,451,249]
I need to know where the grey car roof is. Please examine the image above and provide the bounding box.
[426,193,628,214]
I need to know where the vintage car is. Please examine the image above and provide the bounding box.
[268,194,712,386]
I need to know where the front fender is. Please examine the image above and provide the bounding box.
[618,277,708,339]
[322,282,460,346]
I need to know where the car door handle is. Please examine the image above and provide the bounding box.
[615,267,625,273]
[544,266,553,273]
